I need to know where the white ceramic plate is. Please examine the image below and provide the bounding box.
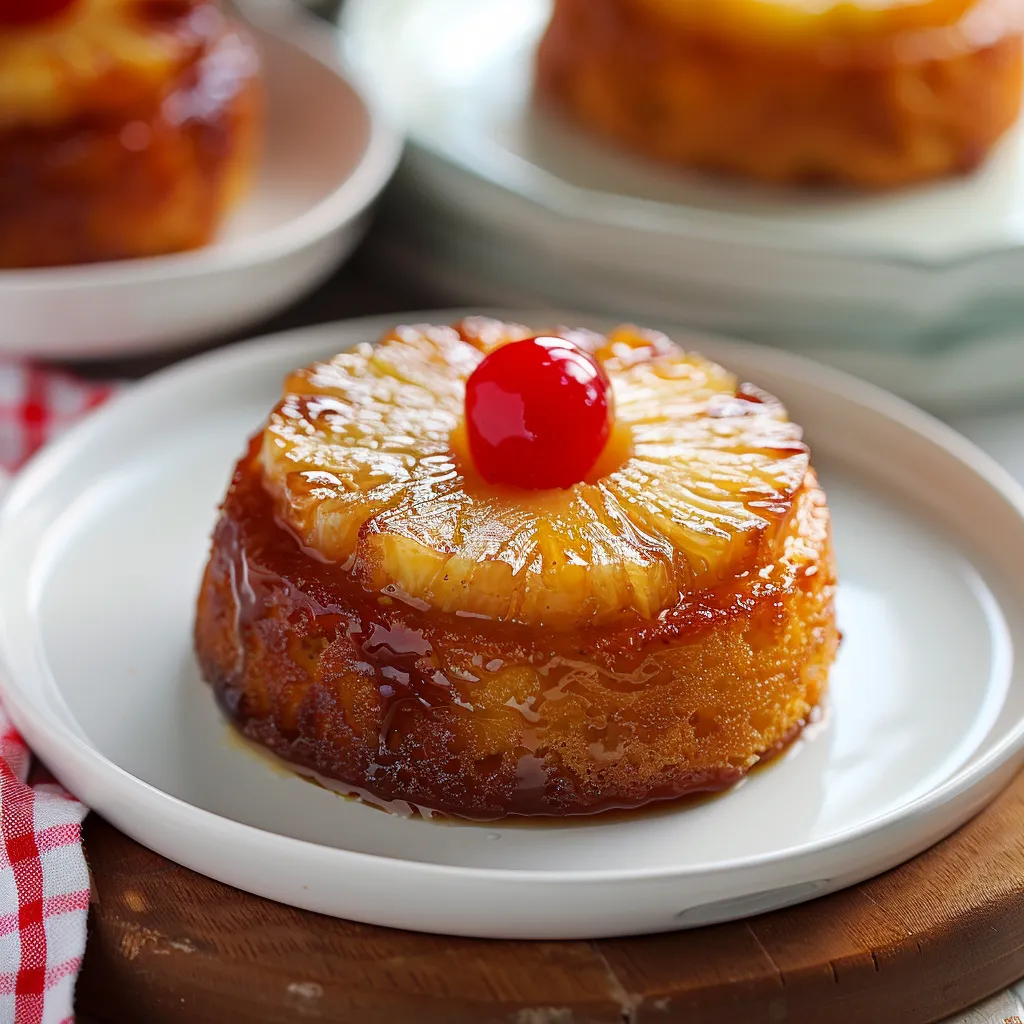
[0,8,400,359]
[368,230,1024,410]
[342,0,1024,403]
[342,0,1024,265]
[2,311,1024,940]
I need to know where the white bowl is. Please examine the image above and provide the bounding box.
[0,9,401,359]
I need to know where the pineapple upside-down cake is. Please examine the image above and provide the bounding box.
[537,0,1024,188]
[0,0,260,267]
[195,319,840,819]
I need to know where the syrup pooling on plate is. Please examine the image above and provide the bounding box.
[195,320,839,820]
[225,705,826,825]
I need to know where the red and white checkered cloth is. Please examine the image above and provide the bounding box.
[0,361,115,1024]
[0,731,89,1024]
[0,363,112,476]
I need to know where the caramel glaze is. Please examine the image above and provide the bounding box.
[195,438,839,821]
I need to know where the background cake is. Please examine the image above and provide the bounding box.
[537,0,1024,188]
[0,0,260,267]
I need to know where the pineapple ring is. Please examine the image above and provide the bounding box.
[260,320,810,630]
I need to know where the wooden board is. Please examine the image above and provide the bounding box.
[76,766,1024,1024]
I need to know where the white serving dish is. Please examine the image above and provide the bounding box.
[341,0,1024,405]
[2,311,1024,939]
[0,7,400,359]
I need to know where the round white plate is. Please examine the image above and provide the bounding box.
[342,0,1024,266]
[342,0,1024,402]
[0,8,400,359]
[2,311,1024,940]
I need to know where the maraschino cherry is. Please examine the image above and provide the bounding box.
[465,336,613,490]
[0,0,76,25]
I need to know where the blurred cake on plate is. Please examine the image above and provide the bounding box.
[538,0,1024,187]
[0,0,260,267]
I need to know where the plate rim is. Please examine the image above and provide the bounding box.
[4,309,1024,886]
[367,232,1024,410]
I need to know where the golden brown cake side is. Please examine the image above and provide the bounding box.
[195,439,839,820]
[537,0,1024,188]
[0,3,260,268]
